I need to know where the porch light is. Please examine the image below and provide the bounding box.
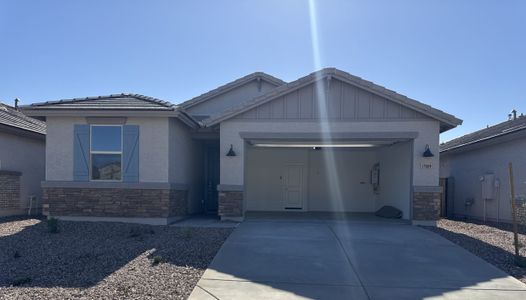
[423,144,434,157]
[226,144,237,156]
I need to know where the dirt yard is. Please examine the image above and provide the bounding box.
[423,218,526,284]
[0,216,232,299]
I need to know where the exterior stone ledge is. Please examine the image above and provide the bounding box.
[0,170,22,176]
[42,181,189,190]
[413,186,443,193]
[217,184,244,192]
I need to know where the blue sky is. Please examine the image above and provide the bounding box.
[1,0,525,142]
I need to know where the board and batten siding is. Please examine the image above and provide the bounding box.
[235,79,430,121]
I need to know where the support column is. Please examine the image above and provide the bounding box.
[217,184,244,221]
[412,186,442,225]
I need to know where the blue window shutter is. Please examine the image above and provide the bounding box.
[73,124,90,181]
[123,125,139,182]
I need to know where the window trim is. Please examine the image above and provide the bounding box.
[89,124,123,182]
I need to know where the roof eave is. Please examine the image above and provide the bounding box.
[440,126,526,154]
[21,107,178,117]
[21,106,202,129]
[0,123,46,139]
[173,109,201,129]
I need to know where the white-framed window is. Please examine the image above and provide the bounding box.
[90,125,123,181]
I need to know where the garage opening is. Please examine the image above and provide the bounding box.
[244,139,413,220]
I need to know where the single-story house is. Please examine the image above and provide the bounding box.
[23,68,462,225]
[440,111,526,223]
[0,101,46,216]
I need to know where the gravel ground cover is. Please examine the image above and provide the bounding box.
[423,218,526,284]
[0,216,233,299]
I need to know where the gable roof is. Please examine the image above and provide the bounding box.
[0,103,46,135]
[24,93,176,111]
[202,68,463,132]
[440,115,526,153]
[179,72,285,109]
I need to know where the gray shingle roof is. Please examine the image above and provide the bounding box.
[440,115,526,153]
[179,72,285,109]
[24,93,176,111]
[0,103,46,135]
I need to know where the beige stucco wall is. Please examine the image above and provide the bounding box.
[45,116,82,181]
[186,80,277,117]
[169,118,204,213]
[46,116,170,182]
[220,120,440,188]
[0,131,45,215]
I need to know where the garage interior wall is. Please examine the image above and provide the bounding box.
[376,141,412,219]
[245,144,412,219]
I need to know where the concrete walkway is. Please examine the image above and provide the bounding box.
[170,214,239,228]
[189,216,526,299]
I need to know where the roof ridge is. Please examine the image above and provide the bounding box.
[0,101,46,135]
[25,93,176,109]
[124,93,176,108]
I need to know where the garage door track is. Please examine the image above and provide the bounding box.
[189,216,526,299]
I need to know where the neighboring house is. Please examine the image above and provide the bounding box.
[440,112,526,223]
[0,101,46,216]
[22,68,462,225]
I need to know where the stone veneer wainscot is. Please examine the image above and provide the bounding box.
[42,183,188,221]
[217,185,243,220]
[0,171,21,211]
[412,186,442,221]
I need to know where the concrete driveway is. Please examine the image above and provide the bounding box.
[189,215,526,299]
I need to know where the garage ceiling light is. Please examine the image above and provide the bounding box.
[252,143,378,148]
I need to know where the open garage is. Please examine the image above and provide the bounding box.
[244,139,413,219]
[206,69,462,222]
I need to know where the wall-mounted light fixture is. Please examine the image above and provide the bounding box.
[423,144,434,157]
[226,144,237,157]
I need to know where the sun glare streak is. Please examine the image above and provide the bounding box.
[308,0,344,212]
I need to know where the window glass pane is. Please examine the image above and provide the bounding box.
[91,154,121,180]
[91,126,121,152]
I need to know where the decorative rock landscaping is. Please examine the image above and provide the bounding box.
[0,216,232,299]
[423,218,526,284]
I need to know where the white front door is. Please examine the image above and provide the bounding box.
[283,164,304,209]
